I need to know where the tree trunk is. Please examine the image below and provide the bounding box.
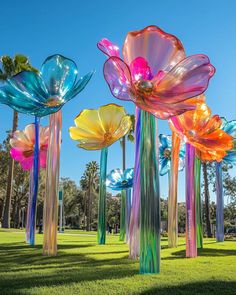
[3,110,18,228]
[202,162,212,238]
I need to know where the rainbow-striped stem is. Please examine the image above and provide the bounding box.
[195,156,203,248]
[140,110,160,274]
[168,132,180,248]
[97,147,108,245]
[43,110,62,255]
[125,188,132,243]
[129,107,141,259]
[29,116,40,246]
[185,143,197,258]
[216,161,224,242]
[119,189,126,241]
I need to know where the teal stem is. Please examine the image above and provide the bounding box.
[119,189,126,241]
[97,147,108,245]
[140,110,160,274]
[195,156,203,249]
[216,161,224,242]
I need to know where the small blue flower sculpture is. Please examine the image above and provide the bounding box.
[221,117,236,165]
[106,168,134,191]
[159,134,185,176]
[0,54,93,117]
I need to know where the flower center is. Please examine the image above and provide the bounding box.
[163,148,171,158]
[104,132,112,142]
[45,97,63,107]
[23,149,34,158]
[135,80,154,96]
[122,180,128,185]
[187,130,196,137]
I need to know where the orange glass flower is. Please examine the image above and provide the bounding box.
[69,104,131,150]
[169,96,234,162]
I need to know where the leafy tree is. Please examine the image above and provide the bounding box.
[80,161,99,230]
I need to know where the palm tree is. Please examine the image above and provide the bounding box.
[80,161,99,231]
[0,55,38,228]
[202,162,212,237]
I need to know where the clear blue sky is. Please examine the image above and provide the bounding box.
[0,0,235,202]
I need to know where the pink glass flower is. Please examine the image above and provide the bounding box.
[98,26,215,119]
[10,124,49,170]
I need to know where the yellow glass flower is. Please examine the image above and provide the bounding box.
[69,104,132,150]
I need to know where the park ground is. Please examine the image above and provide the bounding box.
[0,229,235,295]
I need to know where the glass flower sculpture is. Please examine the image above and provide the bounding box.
[70,104,131,244]
[10,123,49,245]
[170,97,233,257]
[0,54,93,255]
[10,124,49,171]
[159,134,185,176]
[106,168,134,190]
[106,168,134,242]
[215,118,236,242]
[98,25,215,274]
[98,25,215,120]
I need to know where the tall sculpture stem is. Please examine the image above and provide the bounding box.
[168,132,180,248]
[119,189,126,241]
[140,110,160,274]
[43,110,62,255]
[185,143,197,258]
[195,156,203,248]
[29,116,40,245]
[97,147,108,245]
[216,161,224,242]
[26,168,34,243]
[129,107,141,259]
[125,188,132,243]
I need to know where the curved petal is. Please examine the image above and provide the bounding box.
[136,98,196,120]
[98,104,127,133]
[123,25,186,76]
[8,71,48,103]
[64,71,94,101]
[152,55,215,103]
[221,119,236,138]
[112,115,132,139]
[129,57,152,81]
[39,149,47,168]
[103,57,134,101]
[159,157,170,176]
[97,38,120,57]
[41,54,78,97]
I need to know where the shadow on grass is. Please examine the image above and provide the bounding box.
[162,247,236,260]
[140,281,236,295]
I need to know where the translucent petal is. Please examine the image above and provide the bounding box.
[98,104,127,133]
[8,71,48,103]
[112,116,132,139]
[64,71,94,101]
[159,157,170,176]
[221,119,236,138]
[106,168,134,190]
[151,55,215,103]
[41,54,78,97]
[123,25,186,76]
[103,57,134,101]
[97,38,120,57]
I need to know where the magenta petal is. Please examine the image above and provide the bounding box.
[40,150,47,168]
[103,57,134,101]
[152,54,215,103]
[21,157,33,170]
[129,57,153,81]
[97,38,120,57]
[10,148,24,162]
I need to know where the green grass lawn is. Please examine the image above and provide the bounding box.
[0,229,235,295]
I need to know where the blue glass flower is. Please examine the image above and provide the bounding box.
[221,117,236,165]
[106,168,134,191]
[159,134,185,176]
[0,54,93,117]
